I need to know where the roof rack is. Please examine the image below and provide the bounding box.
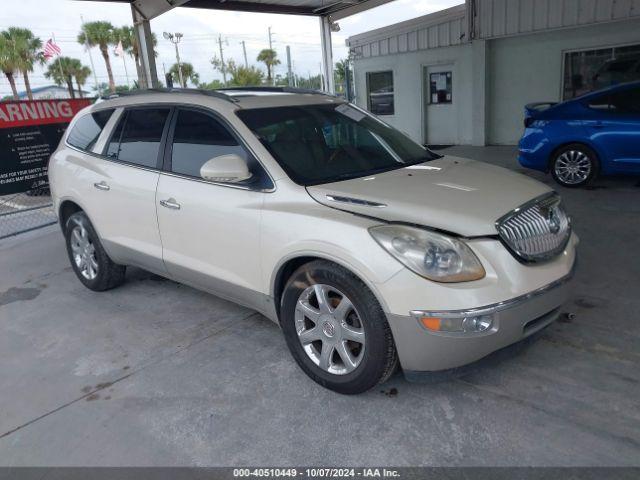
[100,88,239,103]
[99,86,333,103]
[217,86,333,96]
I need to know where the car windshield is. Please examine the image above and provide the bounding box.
[236,103,439,186]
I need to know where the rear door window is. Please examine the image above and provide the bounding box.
[105,108,170,168]
[610,87,640,114]
[588,87,640,114]
[67,109,114,151]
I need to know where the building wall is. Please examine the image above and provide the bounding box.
[487,18,640,144]
[348,5,467,60]
[475,0,640,39]
[353,43,476,145]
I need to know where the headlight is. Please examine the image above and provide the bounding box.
[369,225,486,283]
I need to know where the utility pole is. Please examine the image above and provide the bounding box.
[241,41,249,69]
[286,46,293,86]
[79,16,99,92]
[163,32,184,87]
[218,35,228,85]
[268,27,276,85]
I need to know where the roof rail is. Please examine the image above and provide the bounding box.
[100,88,239,103]
[217,86,333,97]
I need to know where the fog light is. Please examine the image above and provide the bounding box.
[418,314,493,334]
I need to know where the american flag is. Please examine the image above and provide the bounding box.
[43,39,61,60]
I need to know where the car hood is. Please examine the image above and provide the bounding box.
[306,155,552,237]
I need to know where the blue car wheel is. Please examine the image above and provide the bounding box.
[550,144,599,188]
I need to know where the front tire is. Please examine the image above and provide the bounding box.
[551,144,598,187]
[280,260,398,394]
[64,211,126,291]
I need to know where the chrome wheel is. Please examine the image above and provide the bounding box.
[70,224,98,280]
[295,284,366,375]
[554,150,592,185]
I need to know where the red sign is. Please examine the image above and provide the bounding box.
[0,98,93,195]
[0,98,92,129]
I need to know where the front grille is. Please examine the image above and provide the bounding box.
[496,193,571,263]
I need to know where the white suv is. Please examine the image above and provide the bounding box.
[49,88,577,394]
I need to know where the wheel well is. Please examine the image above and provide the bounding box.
[547,142,600,172]
[59,200,82,227]
[273,256,322,318]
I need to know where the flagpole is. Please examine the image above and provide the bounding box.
[52,32,65,85]
[80,15,99,93]
[123,56,129,87]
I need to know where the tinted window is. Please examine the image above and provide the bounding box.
[67,109,114,151]
[106,114,125,159]
[106,108,170,168]
[237,103,438,186]
[611,87,640,113]
[588,94,614,111]
[171,110,246,177]
[367,71,394,115]
[588,87,640,113]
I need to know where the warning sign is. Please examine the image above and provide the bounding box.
[0,98,91,195]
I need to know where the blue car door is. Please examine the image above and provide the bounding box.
[583,86,640,173]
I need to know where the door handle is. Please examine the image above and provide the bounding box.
[160,198,181,210]
[93,181,110,191]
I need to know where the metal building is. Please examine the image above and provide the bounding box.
[346,0,640,146]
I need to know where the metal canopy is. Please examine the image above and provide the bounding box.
[90,0,395,20]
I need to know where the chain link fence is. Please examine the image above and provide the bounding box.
[0,186,57,240]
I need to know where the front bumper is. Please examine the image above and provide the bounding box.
[386,267,573,374]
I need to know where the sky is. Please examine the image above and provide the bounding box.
[0,0,462,96]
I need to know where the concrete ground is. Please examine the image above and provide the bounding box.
[0,146,639,466]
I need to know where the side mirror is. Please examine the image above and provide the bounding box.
[200,154,252,183]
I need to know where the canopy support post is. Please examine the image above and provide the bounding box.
[131,4,159,89]
[320,16,335,94]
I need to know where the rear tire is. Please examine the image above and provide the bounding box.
[280,260,398,394]
[550,144,598,188]
[64,211,126,291]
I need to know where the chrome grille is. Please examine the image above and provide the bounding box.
[496,193,571,262]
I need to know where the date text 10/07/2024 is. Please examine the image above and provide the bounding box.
[233,469,401,478]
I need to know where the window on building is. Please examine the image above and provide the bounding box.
[105,108,170,168]
[67,109,114,152]
[429,72,453,104]
[563,44,640,100]
[170,109,247,178]
[367,71,394,115]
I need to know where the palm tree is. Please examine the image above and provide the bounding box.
[0,28,43,100]
[257,49,280,85]
[44,56,78,98]
[0,31,19,99]
[169,62,198,88]
[335,59,348,84]
[211,57,264,87]
[114,26,157,88]
[68,60,91,98]
[78,21,116,92]
[75,65,92,98]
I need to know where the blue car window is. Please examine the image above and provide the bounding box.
[588,87,640,114]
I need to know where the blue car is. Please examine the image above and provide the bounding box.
[519,81,640,187]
